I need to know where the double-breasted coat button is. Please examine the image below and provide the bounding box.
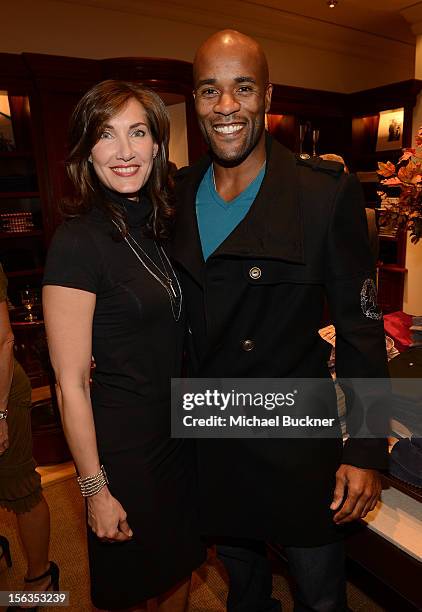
[241,339,255,351]
[249,267,261,280]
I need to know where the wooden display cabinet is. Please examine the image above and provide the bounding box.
[0,56,48,306]
[267,83,349,160]
[0,103,47,431]
[349,80,422,313]
[265,79,422,314]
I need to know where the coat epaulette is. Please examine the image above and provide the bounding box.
[295,155,344,177]
[174,165,191,183]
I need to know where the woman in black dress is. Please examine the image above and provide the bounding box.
[42,81,205,611]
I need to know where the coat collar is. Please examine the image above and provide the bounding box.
[171,133,304,284]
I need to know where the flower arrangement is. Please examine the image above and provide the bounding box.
[377,127,422,244]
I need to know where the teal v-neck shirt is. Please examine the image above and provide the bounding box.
[196,164,266,261]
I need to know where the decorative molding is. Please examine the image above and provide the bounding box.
[401,4,422,36]
[55,0,415,65]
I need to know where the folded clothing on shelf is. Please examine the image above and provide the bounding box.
[0,174,37,192]
[388,347,422,438]
[410,316,422,348]
[0,212,35,233]
[390,437,422,488]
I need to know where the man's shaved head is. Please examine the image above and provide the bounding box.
[193,29,272,165]
[193,29,269,85]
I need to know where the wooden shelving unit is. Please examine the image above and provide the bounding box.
[0,191,40,198]
[0,230,43,239]
[382,472,422,504]
[0,150,34,158]
[7,267,44,278]
[265,80,422,314]
[0,59,48,304]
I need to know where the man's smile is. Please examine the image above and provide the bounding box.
[213,123,245,135]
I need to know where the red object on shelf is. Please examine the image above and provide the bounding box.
[383,311,413,352]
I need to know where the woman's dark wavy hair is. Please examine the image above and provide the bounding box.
[63,80,174,239]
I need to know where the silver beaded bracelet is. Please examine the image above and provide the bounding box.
[77,465,109,497]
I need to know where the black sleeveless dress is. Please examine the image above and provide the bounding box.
[43,191,205,609]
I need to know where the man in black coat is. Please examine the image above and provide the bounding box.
[171,30,389,612]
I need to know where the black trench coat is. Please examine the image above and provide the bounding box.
[171,135,389,546]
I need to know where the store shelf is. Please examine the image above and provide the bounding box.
[6,267,44,278]
[382,473,422,504]
[0,150,34,158]
[0,191,39,198]
[379,264,407,273]
[0,230,43,239]
[379,234,400,241]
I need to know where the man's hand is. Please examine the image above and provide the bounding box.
[0,420,9,456]
[330,464,381,524]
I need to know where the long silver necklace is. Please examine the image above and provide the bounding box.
[116,222,182,322]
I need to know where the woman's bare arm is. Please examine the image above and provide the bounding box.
[43,285,132,541]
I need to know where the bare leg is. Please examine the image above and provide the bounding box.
[157,578,191,612]
[16,496,51,590]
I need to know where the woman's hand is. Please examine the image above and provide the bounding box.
[0,420,9,456]
[87,486,133,542]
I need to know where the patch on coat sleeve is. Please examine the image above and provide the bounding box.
[360,278,383,320]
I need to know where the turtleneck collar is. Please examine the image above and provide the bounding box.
[100,184,153,228]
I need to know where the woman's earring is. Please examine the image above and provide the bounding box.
[88,155,93,163]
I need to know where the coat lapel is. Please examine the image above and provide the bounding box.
[171,155,209,285]
[170,133,305,285]
[214,134,304,263]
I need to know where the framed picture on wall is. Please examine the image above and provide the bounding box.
[376,108,404,152]
[0,91,15,151]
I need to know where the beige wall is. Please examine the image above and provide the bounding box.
[1,1,415,93]
[408,35,422,315]
[404,234,422,315]
[412,35,422,144]
[167,103,189,170]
